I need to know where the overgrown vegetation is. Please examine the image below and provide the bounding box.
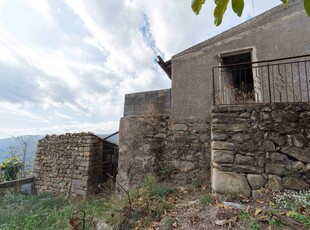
[2,175,310,229]
[0,192,104,229]
[0,174,176,229]
[233,190,310,230]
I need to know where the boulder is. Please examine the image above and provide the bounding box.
[265,163,287,176]
[217,164,264,174]
[235,154,255,165]
[269,133,286,146]
[292,134,308,148]
[283,176,309,190]
[306,163,310,172]
[247,174,267,190]
[252,188,269,200]
[172,124,187,131]
[211,141,235,151]
[291,161,306,174]
[281,147,310,163]
[170,160,195,172]
[268,152,289,164]
[266,175,283,191]
[212,168,251,197]
[211,133,229,141]
[213,150,234,164]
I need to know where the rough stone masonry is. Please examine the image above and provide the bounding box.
[116,115,211,190]
[211,103,310,198]
[33,132,116,197]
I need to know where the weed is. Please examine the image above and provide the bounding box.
[238,211,262,230]
[192,175,206,189]
[159,164,175,179]
[200,194,212,206]
[269,217,286,228]
[0,175,177,230]
[165,217,175,229]
[248,219,261,230]
[0,192,107,229]
[181,176,192,186]
[238,211,251,221]
[153,186,176,198]
[286,211,310,228]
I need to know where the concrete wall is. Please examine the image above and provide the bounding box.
[33,133,115,197]
[124,89,171,116]
[211,103,310,198]
[171,0,310,119]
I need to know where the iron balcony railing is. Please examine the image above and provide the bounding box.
[212,54,310,105]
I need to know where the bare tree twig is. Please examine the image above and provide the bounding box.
[106,173,132,230]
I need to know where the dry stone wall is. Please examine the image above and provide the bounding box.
[33,133,105,197]
[117,115,210,190]
[211,103,310,198]
[165,117,211,174]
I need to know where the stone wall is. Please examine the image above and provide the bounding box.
[165,117,211,173]
[211,103,310,198]
[117,115,210,190]
[33,133,115,197]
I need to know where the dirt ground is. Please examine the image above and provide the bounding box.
[146,174,309,230]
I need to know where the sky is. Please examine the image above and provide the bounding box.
[0,0,280,139]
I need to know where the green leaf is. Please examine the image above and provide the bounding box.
[191,0,206,15]
[232,0,244,17]
[305,0,310,16]
[214,0,229,26]
[281,0,288,7]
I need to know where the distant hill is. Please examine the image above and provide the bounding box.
[0,135,43,165]
[0,133,119,164]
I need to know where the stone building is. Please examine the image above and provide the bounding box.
[33,133,118,197]
[117,0,310,197]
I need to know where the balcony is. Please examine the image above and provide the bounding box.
[212,54,310,105]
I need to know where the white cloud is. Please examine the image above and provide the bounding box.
[0,121,119,138]
[0,0,280,138]
[0,101,49,123]
[22,0,53,23]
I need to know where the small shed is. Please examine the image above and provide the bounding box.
[33,132,118,197]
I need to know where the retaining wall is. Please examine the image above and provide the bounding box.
[116,115,211,190]
[211,103,310,198]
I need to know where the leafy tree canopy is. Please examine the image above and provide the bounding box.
[191,0,310,26]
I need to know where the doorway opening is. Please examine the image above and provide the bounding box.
[221,52,255,103]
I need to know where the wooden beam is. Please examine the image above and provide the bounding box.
[0,176,35,189]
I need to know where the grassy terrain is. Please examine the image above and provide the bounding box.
[0,175,176,230]
[0,174,310,230]
[0,192,108,229]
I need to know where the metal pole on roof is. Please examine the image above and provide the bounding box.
[102,131,119,141]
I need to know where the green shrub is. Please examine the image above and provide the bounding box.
[0,157,23,181]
